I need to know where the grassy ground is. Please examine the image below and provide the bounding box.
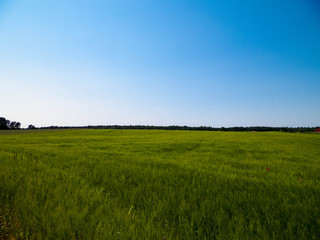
[0,129,319,239]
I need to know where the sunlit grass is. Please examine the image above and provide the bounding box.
[1,129,320,239]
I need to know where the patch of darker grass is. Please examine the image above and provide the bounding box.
[0,204,23,240]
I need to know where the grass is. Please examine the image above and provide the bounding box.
[0,129,320,239]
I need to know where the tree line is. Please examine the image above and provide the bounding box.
[1,116,318,132]
[0,117,21,129]
[40,125,319,133]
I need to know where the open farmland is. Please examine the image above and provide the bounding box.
[0,129,320,239]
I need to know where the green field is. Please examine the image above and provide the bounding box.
[1,129,320,239]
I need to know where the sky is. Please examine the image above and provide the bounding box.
[0,0,319,128]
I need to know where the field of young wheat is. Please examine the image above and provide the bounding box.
[1,129,319,239]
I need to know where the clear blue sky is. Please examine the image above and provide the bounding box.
[1,0,319,127]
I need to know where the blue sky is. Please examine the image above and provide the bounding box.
[1,0,319,127]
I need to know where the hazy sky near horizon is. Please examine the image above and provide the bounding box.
[1,0,319,127]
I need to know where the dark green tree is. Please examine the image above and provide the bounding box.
[9,121,21,129]
[28,124,36,129]
[0,117,8,129]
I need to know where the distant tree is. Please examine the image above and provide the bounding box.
[0,117,8,129]
[28,124,36,129]
[9,121,16,129]
[9,121,21,129]
[15,122,21,129]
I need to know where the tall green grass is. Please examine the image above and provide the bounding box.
[1,130,320,239]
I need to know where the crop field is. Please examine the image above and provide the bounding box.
[0,129,320,239]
